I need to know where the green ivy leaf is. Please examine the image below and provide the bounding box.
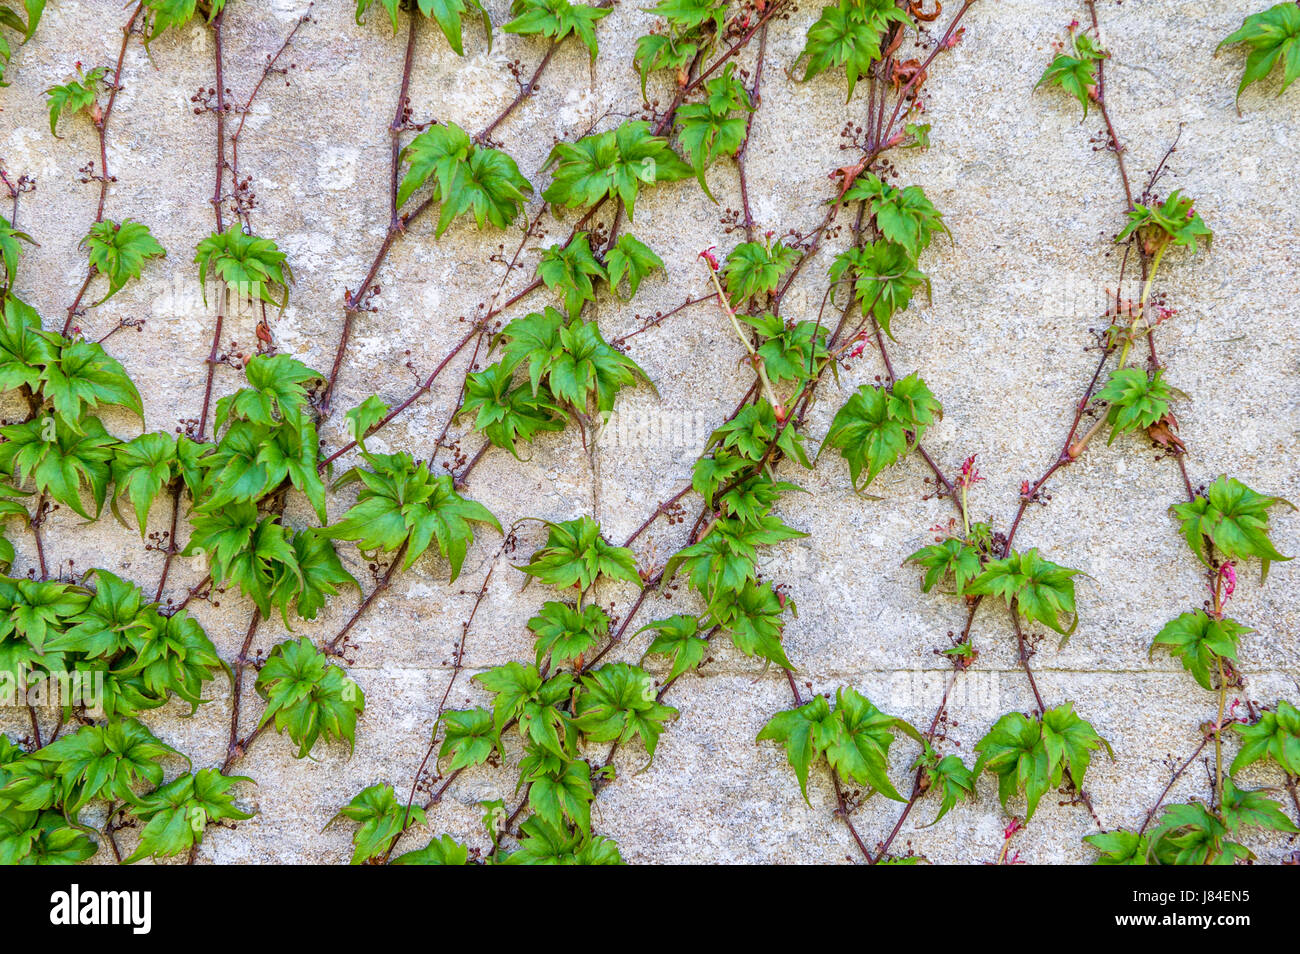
[1170,475,1293,580]
[723,240,799,304]
[40,336,145,426]
[0,215,34,286]
[501,813,622,864]
[110,431,177,534]
[45,65,105,136]
[821,374,941,492]
[906,537,983,595]
[1084,829,1150,865]
[0,413,118,519]
[184,504,298,618]
[397,121,531,235]
[0,810,96,865]
[124,768,250,863]
[474,662,576,756]
[1149,610,1250,690]
[256,637,366,759]
[639,614,708,682]
[456,360,565,458]
[794,0,909,100]
[0,295,53,392]
[1035,28,1104,116]
[344,394,389,452]
[1097,367,1174,441]
[538,232,608,317]
[830,239,930,338]
[143,0,224,42]
[214,353,321,434]
[326,451,500,578]
[503,0,610,60]
[272,528,358,625]
[709,579,794,670]
[34,718,179,813]
[496,306,651,414]
[1219,779,1299,835]
[330,783,426,865]
[604,233,664,300]
[842,175,949,259]
[542,120,692,219]
[966,547,1081,638]
[916,749,976,826]
[973,703,1110,821]
[517,515,641,590]
[528,600,609,668]
[81,218,166,306]
[708,399,810,466]
[741,312,828,387]
[117,606,224,713]
[1148,802,1236,865]
[1217,2,1300,100]
[573,662,678,759]
[1230,699,1300,776]
[675,63,751,199]
[392,833,470,864]
[194,225,293,310]
[1116,190,1213,254]
[437,707,495,773]
[663,514,805,608]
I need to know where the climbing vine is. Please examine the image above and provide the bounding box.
[0,0,1294,867]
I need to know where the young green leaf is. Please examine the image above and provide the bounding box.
[723,240,799,304]
[1097,367,1174,441]
[1083,829,1150,865]
[574,662,677,760]
[604,234,664,300]
[392,833,470,865]
[45,65,105,136]
[518,515,641,590]
[965,547,1081,637]
[326,451,501,578]
[906,537,983,595]
[795,0,909,99]
[841,175,949,259]
[256,637,366,759]
[397,121,532,235]
[1170,475,1293,580]
[1035,28,1104,116]
[1116,190,1213,254]
[709,579,795,670]
[639,614,709,683]
[528,600,609,668]
[124,768,250,863]
[822,374,941,492]
[538,232,608,317]
[830,239,930,338]
[40,336,145,425]
[542,120,692,219]
[0,413,118,519]
[195,225,293,310]
[674,62,751,199]
[330,783,426,865]
[1230,699,1300,776]
[437,707,495,773]
[503,0,610,60]
[1217,2,1300,100]
[1149,610,1250,690]
[973,703,1110,821]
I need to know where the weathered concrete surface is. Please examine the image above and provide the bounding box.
[0,0,1297,863]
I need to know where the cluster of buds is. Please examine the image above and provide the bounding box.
[957,454,984,491]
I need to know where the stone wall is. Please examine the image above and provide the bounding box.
[0,0,1296,863]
